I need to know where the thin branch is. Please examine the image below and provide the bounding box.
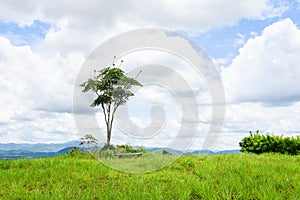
[96,90,100,96]
[121,70,142,94]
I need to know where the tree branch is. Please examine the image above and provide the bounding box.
[101,103,108,125]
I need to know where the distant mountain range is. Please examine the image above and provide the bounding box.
[0,141,80,159]
[145,147,240,155]
[0,140,80,152]
[0,141,240,159]
[0,147,74,159]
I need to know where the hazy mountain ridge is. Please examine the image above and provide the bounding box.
[0,141,80,152]
[0,141,80,159]
[0,141,240,159]
[0,147,75,159]
[146,147,240,155]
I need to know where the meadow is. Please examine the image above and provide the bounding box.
[0,151,299,199]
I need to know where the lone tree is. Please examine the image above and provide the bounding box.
[80,60,142,148]
[79,134,98,151]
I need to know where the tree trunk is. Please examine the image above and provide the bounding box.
[106,107,116,149]
[106,123,112,148]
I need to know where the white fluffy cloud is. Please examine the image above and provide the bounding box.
[0,0,284,29]
[0,37,84,112]
[0,36,83,143]
[222,18,300,104]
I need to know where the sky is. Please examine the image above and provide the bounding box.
[0,0,300,150]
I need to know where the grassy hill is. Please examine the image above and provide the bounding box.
[0,152,299,199]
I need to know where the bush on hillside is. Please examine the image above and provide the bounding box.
[239,130,300,155]
[116,144,146,153]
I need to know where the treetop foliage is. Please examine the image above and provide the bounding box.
[80,67,142,108]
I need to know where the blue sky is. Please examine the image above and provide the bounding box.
[0,20,51,46]
[0,0,300,151]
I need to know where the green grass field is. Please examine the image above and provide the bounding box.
[0,152,299,199]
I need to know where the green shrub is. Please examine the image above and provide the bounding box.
[89,145,147,159]
[239,130,300,155]
[115,144,146,153]
[101,144,115,150]
[162,149,171,155]
[66,147,93,159]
